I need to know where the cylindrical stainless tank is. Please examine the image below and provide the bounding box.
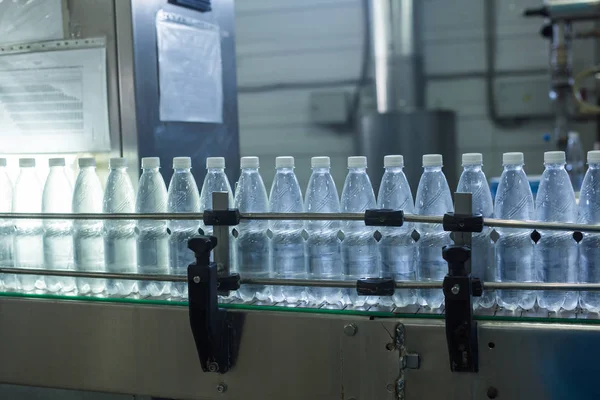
[357,110,457,195]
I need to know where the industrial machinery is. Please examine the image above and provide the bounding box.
[2,1,600,400]
[525,0,600,150]
[0,0,239,184]
[356,0,457,193]
[0,192,599,399]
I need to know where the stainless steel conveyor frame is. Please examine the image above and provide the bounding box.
[0,203,599,399]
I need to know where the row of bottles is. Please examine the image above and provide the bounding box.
[0,156,228,298]
[1,151,599,312]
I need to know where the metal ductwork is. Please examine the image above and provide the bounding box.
[371,0,424,112]
[357,0,457,194]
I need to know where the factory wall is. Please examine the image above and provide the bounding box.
[235,0,598,192]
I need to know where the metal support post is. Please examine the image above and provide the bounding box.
[442,192,482,372]
[187,236,241,374]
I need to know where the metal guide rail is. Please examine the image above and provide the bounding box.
[1,210,599,233]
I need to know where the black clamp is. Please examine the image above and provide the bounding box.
[357,277,395,296]
[364,209,404,227]
[187,236,241,374]
[443,212,484,233]
[203,209,240,226]
[442,245,481,373]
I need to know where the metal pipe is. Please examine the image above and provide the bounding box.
[371,0,423,112]
[1,212,600,233]
[2,267,600,292]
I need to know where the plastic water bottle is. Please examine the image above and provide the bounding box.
[495,152,536,310]
[167,157,200,298]
[578,150,600,312]
[199,157,234,236]
[377,155,416,307]
[340,156,379,306]
[103,158,137,296]
[269,156,306,303]
[42,158,75,293]
[536,151,578,311]
[136,157,169,297]
[234,156,270,302]
[456,153,495,309]
[305,156,342,305]
[0,159,14,290]
[415,154,453,309]
[13,158,44,292]
[72,158,105,295]
[566,131,585,191]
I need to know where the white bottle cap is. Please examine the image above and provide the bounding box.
[173,157,191,169]
[348,156,367,168]
[588,150,600,164]
[206,157,225,169]
[19,158,35,168]
[462,153,482,165]
[241,156,259,169]
[502,152,524,165]
[109,157,127,168]
[422,154,443,167]
[78,158,96,168]
[311,156,330,168]
[49,158,65,167]
[544,151,565,164]
[276,156,294,168]
[384,155,404,167]
[568,131,579,140]
[141,157,160,169]
[0,158,6,167]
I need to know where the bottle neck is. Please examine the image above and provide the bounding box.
[423,165,442,172]
[173,167,191,173]
[462,164,482,172]
[544,162,565,170]
[207,167,225,173]
[385,166,404,173]
[503,163,524,171]
[348,167,367,173]
[241,167,259,174]
[110,167,128,173]
[142,167,160,173]
[588,163,600,170]
[276,167,294,174]
[311,167,330,173]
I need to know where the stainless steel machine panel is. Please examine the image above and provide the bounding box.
[129,0,240,184]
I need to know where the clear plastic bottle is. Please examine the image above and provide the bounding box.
[42,158,75,293]
[103,158,137,296]
[136,157,169,297]
[566,131,585,191]
[234,156,270,302]
[305,156,342,305]
[269,156,306,303]
[0,159,14,290]
[578,150,600,312]
[456,153,495,309]
[199,157,236,299]
[13,158,44,292]
[72,158,105,295]
[536,151,578,311]
[415,154,453,309]
[340,156,379,306]
[377,155,416,307]
[167,157,201,298]
[495,152,536,311]
[199,157,234,237]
